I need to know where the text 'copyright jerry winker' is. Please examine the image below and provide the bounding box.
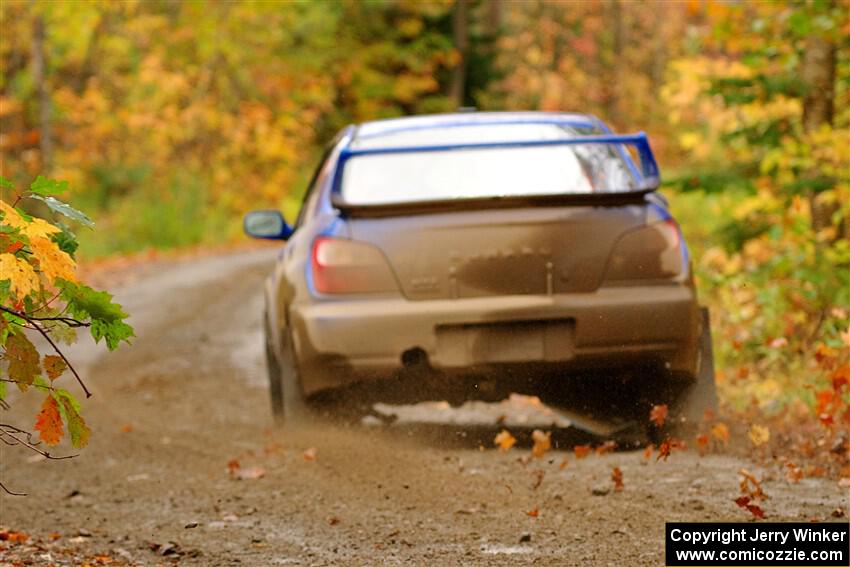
[666,522,850,567]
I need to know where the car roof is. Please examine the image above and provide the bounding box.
[353,111,604,142]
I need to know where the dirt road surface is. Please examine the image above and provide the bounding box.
[1,249,847,566]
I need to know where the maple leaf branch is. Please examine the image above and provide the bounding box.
[0,424,76,460]
[0,423,78,496]
[0,479,26,496]
[0,377,56,392]
[30,292,66,315]
[0,305,89,328]
[1,306,92,398]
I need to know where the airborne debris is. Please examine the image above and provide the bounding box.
[494,429,517,451]
[531,429,551,458]
[649,404,668,428]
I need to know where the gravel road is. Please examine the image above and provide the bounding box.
[1,249,846,566]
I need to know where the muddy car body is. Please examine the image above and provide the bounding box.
[245,112,715,428]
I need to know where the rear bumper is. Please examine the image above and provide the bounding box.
[289,285,700,395]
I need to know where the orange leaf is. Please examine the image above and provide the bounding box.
[816,344,838,367]
[531,429,551,458]
[643,444,654,460]
[746,504,765,518]
[611,467,624,491]
[649,404,668,427]
[574,444,591,459]
[596,440,617,455]
[302,447,318,461]
[695,434,709,455]
[494,429,517,451]
[559,457,569,470]
[34,395,63,445]
[734,496,751,508]
[831,365,850,391]
[656,438,683,461]
[525,507,539,518]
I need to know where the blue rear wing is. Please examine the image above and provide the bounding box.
[330,132,661,201]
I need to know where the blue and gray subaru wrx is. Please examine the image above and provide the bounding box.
[244,111,717,434]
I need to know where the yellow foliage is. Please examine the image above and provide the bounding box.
[29,236,77,284]
[0,253,40,299]
[748,425,770,447]
[0,200,27,231]
[0,200,60,239]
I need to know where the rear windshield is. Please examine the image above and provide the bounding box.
[341,124,639,206]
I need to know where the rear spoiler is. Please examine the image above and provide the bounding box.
[330,132,661,213]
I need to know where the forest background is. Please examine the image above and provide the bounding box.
[1,0,849,475]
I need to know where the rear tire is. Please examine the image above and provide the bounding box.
[668,306,718,434]
[265,325,307,426]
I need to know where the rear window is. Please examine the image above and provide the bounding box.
[341,124,639,206]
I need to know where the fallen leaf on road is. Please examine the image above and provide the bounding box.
[531,429,551,458]
[233,466,266,480]
[531,469,545,490]
[559,457,569,470]
[494,429,517,451]
[643,444,654,460]
[525,507,539,518]
[327,516,341,526]
[303,447,318,461]
[747,504,766,518]
[0,530,29,542]
[612,467,624,491]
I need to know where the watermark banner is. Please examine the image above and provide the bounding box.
[666,522,849,566]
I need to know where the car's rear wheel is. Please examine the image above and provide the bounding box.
[265,324,307,425]
[666,306,718,434]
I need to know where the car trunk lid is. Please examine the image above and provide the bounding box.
[346,205,648,300]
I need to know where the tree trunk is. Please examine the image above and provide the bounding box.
[607,0,623,128]
[31,12,52,172]
[801,33,838,234]
[450,0,469,108]
[486,0,501,34]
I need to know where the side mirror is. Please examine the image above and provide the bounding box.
[243,210,293,240]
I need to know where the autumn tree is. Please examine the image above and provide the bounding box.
[0,176,133,495]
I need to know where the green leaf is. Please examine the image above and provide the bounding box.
[48,321,78,345]
[29,175,69,197]
[0,176,14,190]
[788,10,811,36]
[28,195,94,228]
[53,389,90,448]
[52,224,79,258]
[58,280,134,350]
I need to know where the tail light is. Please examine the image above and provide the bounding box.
[311,237,399,294]
[605,219,684,281]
